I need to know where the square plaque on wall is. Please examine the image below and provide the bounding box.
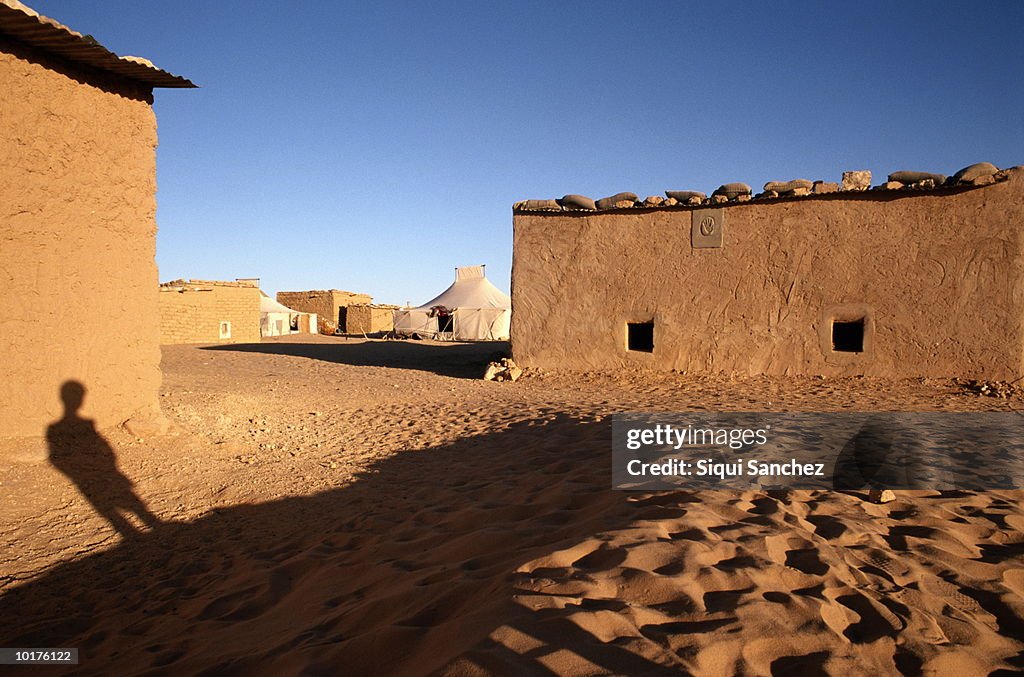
[691,209,724,248]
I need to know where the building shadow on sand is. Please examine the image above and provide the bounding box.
[2,414,688,676]
[202,339,508,379]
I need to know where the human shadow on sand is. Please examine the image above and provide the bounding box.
[46,381,160,538]
[202,339,508,379]
[831,414,932,492]
[2,415,688,676]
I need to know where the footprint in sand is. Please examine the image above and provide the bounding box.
[746,496,781,515]
[197,558,317,623]
[714,554,762,572]
[649,598,698,616]
[765,533,827,575]
[897,603,951,645]
[804,514,847,540]
[821,590,904,642]
[1002,569,1024,597]
[638,616,737,641]
[667,527,707,542]
[846,548,915,587]
[572,544,628,572]
[703,587,755,613]
[784,548,829,576]
[764,533,797,565]
[769,651,830,675]
[919,577,983,615]
[653,560,688,576]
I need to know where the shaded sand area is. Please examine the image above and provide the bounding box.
[1,334,1023,675]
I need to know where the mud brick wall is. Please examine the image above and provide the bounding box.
[277,290,372,332]
[512,170,1024,379]
[159,285,261,344]
[345,305,395,334]
[0,37,162,438]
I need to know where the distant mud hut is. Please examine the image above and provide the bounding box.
[276,290,372,334]
[159,280,261,345]
[344,304,397,335]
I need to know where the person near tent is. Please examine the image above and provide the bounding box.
[429,305,453,334]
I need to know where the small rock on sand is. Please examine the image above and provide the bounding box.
[869,488,897,503]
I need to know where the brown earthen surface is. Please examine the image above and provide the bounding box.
[159,282,261,345]
[512,171,1024,378]
[0,337,1021,674]
[0,38,161,439]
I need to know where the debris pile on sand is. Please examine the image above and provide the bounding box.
[483,357,522,382]
[958,378,1021,399]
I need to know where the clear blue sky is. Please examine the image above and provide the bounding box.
[29,1,1024,305]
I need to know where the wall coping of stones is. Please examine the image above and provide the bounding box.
[159,279,258,291]
[514,165,1020,215]
[279,289,372,296]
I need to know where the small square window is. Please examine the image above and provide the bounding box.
[627,322,654,352]
[219,321,232,339]
[832,319,863,353]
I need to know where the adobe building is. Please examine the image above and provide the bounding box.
[159,280,262,345]
[511,165,1024,379]
[344,304,398,335]
[276,289,373,334]
[0,1,193,439]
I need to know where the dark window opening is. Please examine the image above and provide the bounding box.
[832,319,864,353]
[627,322,654,352]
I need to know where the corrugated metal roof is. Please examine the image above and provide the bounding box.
[0,0,195,88]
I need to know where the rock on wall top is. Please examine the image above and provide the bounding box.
[513,162,1018,213]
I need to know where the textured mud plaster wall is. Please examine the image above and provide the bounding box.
[0,39,162,438]
[512,171,1024,379]
[345,305,395,334]
[159,285,261,344]
[276,291,338,328]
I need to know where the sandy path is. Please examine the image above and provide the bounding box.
[1,335,1022,675]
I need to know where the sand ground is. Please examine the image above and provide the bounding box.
[1,334,1023,675]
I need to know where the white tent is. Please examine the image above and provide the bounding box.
[260,293,316,337]
[393,265,511,340]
